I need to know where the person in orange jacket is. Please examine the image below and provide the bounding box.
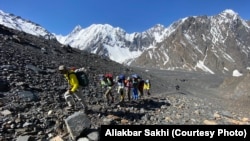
[58,65,88,111]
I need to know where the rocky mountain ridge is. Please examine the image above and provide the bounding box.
[1,9,250,75]
[0,10,55,40]
[131,9,250,75]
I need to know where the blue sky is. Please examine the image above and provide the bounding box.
[0,0,249,35]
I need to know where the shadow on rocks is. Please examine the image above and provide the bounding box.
[99,98,171,122]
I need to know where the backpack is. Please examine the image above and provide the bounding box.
[131,74,140,79]
[131,74,141,82]
[118,74,125,83]
[139,79,145,87]
[69,67,89,87]
[104,73,114,86]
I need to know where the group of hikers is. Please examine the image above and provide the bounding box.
[100,73,151,105]
[58,65,151,112]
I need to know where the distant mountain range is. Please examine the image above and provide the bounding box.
[0,9,249,75]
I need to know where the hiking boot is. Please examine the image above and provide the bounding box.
[65,106,75,111]
[83,106,88,113]
[84,108,91,114]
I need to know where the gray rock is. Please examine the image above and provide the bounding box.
[16,135,32,141]
[64,111,91,140]
[87,131,99,141]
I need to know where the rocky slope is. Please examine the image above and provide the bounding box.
[0,25,249,141]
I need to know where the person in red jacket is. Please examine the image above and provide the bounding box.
[124,76,132,101]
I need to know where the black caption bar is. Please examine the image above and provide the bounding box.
[100,125,249,141]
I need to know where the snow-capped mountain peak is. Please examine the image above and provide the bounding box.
[218,9,239,20]
[56,23,142,64]
[221,9,238,17]
[71,25,83,34]
[0,10,55,40]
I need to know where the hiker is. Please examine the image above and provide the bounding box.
[138,77,145,98]
[116,74,126,103]
[58,65,88,112]
[124,76,132,101]
[144,79,151,96]
[100,73,115,105]
[131,75,139,100]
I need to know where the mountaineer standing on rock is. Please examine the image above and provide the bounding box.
[58,65,88,112]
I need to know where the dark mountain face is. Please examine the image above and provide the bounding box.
[0,24,120,77]
[131,14,250,75]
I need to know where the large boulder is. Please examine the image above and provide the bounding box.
[64,111,91,140]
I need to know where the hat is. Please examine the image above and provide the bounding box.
[58,65,66,71]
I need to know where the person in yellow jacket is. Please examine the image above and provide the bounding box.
[143,79,151,96]
[58,65,87,111]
